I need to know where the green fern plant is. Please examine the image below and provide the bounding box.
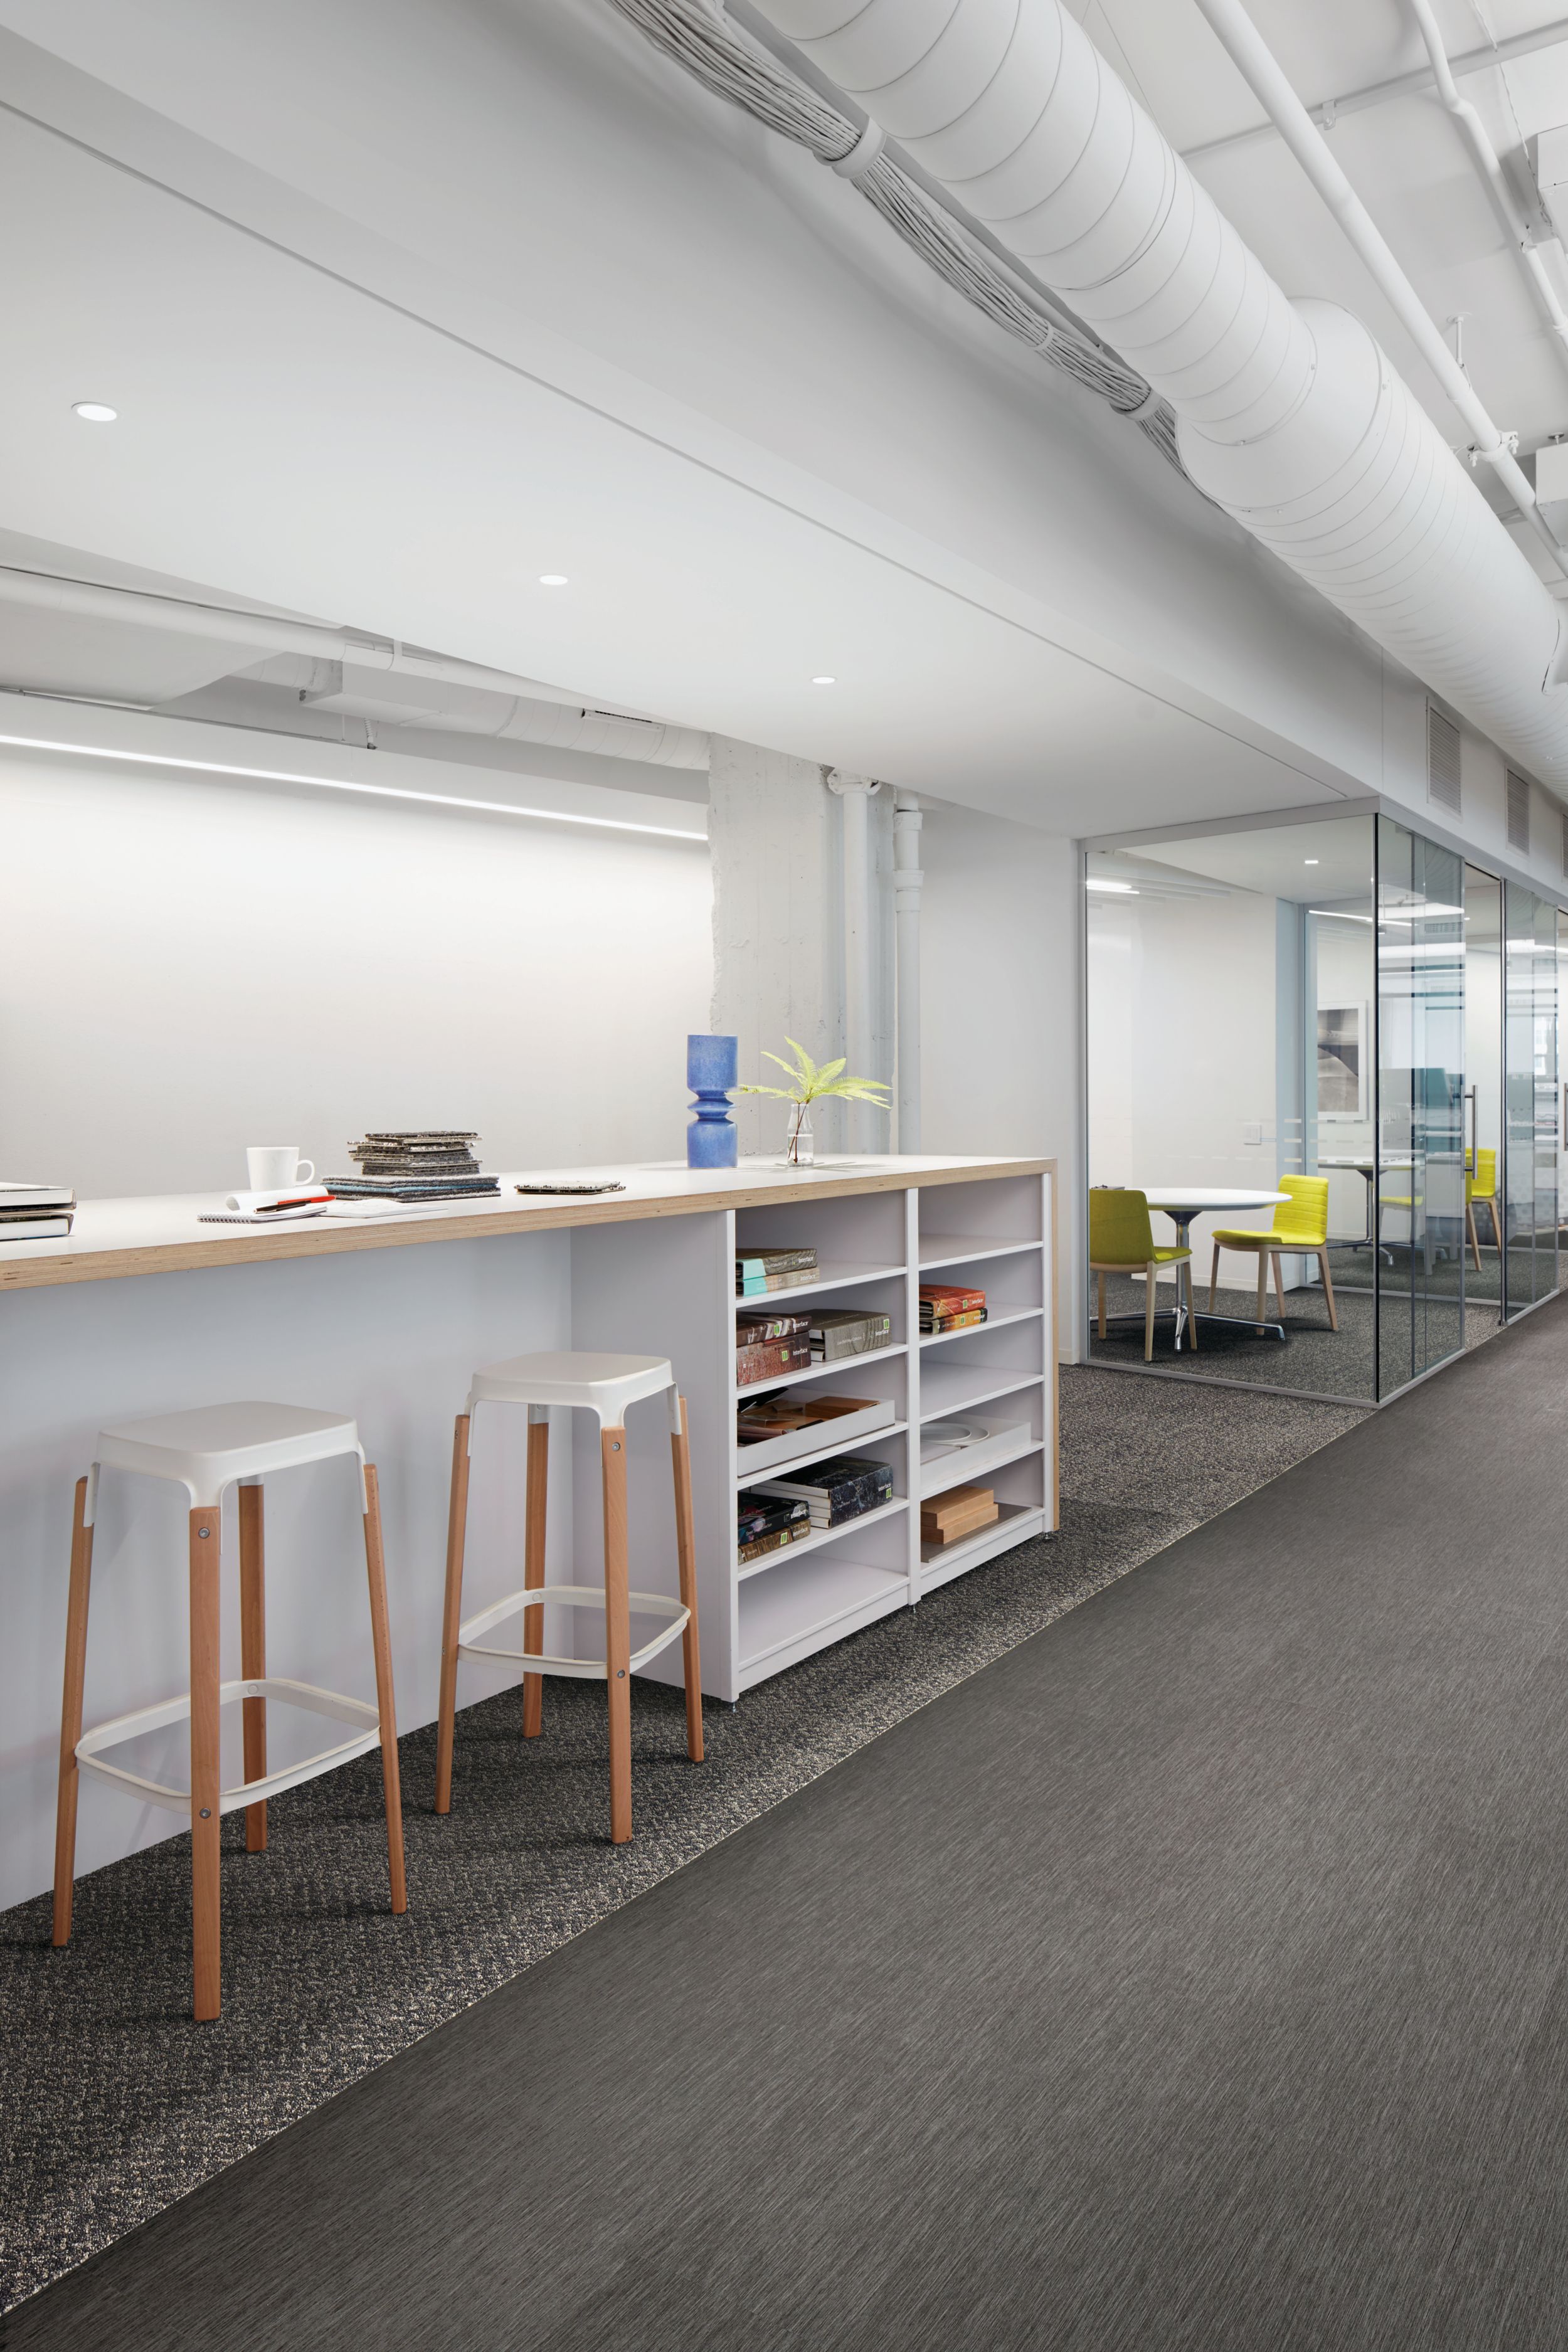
[738,1038,892,1112]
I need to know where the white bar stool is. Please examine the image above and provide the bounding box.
[435,1352,702,1843]
[51,1401,407,2022]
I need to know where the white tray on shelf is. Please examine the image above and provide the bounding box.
[734,1395,898,1476]
[918,1414,1036,1500]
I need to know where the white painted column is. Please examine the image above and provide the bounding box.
[893,790,924,1153]
[827,770,882,1153]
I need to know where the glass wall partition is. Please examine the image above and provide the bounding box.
[1082,805,1532,1404]
[1504,882,1559,1312]
[1375,816,1465,1394]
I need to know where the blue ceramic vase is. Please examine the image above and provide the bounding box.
[687,1034,739,1168]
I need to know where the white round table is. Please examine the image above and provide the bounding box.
[1136,1185,1290,1346]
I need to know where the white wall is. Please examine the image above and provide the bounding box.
[0,738,712,1196]
[917,802,1079,1353]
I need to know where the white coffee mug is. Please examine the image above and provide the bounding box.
[246,1146,315,1190]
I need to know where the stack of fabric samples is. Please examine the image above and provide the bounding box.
[919,1283,987,1334]
[736,1490,810,1566]
[808,1306,892,1362]
[327,1132,500,1202]
[736,1244,817,1297]
[736,1308,813,1387]
[0,1182,74,1242]
[748,1452,895,1529]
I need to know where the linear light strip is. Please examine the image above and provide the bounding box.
[0,731,709,841]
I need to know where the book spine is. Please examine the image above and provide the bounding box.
[736,1337,813,1386]
[738,1522,812,1565]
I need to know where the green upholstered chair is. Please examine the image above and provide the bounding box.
[1465,1147,1502,1269]
[1208,1174,1337,1332]
[1089,1187,1195,1361]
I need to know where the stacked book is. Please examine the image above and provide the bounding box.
[327,1131,500,1202]
[921,1483,999,1549]
[0,1182,74,1242]
[749,1452,895,1530]
[809,1305,891,1362]
[919,1283,988,1335]
[737,1244,817,1298]
[737,1491,810,1567]
[736,1308,812,1388]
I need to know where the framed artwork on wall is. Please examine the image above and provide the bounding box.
[1318,1002,1368,1121]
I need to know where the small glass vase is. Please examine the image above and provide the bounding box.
[781,1103,815,1167]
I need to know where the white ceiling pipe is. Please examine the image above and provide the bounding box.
[276,661,709,767]
[1402,0,1568,387]
[750,0,1568,787]
[0,564,708,761]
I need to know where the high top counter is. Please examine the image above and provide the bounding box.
[0,1153,1056,1910]
[0,1155,1048,1290]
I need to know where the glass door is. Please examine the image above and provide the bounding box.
[1503,882,1559,1313]
[1463,867,1503,1316]
[1377,817,1466,1393]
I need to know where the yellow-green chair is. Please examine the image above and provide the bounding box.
[1089,1187,1195,1361]
[1465,1147,1502,1269]
[1208,1175,1337,1332]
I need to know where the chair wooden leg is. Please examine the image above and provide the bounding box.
[1208,1243,1220,1311]
[238,1483,267,1854]
[363,1465,407,1915]
[1271,1252,1286,1322]
[1488,1198,1504,1255]
[1096,1271,1107,1340]
[522,1413,549,1740]
[51,1476,95,1949]
[1466,1200,1481,1273]
[670,1394,703,1763]
[434,1414,470,1816]
[601,1425,633,1844]
[1185,1261,1199,1350]
[1256,1254,1268,1330]
[189,1506,222,2022]
[1143,1263,1157,1361]
[1319,1248,1339,1332]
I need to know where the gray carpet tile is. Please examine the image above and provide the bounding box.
[14,1296,1568,2351]
[0,1366,1362,2314]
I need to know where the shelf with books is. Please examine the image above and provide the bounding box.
[734,1419,908,1486]
[917,1235,1040,1273]
[735,1495,909,1582]
[737,1553,909,1686]
[916,1502,1045,1592]
[919,1364,1044,1424]
[734,1343,907,1397]
[918,1305,1042,1350]
[734,1259,905,1306]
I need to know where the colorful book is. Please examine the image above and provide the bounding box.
[752,1453,896,1527]
[736,1310,813,1348]
[808,1308,893,1361]
[738,1266,820,1297]
[736,1336,813,1387]
[921,1308,988,1334]
[738,1520,813,1567]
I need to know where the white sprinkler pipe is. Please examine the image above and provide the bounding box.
[751,0,1568,787]
[827,769,881,1153]
[893,790,923,1153]
[1403,0,1568,384]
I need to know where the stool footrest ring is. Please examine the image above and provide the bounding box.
[457,1582,690,1680]
[75,1677,382,1816]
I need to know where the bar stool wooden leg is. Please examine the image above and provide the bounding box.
[522,1411,549,1740]
[670,1394,703,1763]
[189,1506,222,2022]
[238,1482,267,1853]
[434,1414,470,1814]
[601,1425,632,1845]
[362,1464,407,1915]
[51,1476,95,1948]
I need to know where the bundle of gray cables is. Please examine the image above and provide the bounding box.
[603,0,1185,474]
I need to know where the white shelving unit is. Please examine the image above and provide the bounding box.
[569,1163,1056,1702]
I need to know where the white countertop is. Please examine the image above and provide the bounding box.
[0,1155,1052,1293]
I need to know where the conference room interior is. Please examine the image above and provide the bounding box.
[1085,802,1566,1405]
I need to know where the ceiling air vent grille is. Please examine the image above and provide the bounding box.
[1507,770,1531,854]
[1427,706,1461,813]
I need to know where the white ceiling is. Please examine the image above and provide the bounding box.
[3,1,1567,834]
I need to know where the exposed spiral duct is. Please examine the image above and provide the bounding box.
[746,0,1568,789]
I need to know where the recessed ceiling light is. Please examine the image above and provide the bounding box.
[1305,857,1320,865]
[1086,878,1136,894]
[811,674,836,686]
[538,573,569,587]
[72,401,118,423]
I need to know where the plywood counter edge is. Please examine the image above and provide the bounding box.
[0,1160,1055,1292]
